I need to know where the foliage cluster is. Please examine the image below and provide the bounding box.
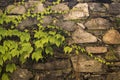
[0,0,113,80]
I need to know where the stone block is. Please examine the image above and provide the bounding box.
[71,55,105,72]
[86,47,107,53]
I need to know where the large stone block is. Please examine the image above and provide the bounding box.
[64,3,89,20]
[85,18,110,30]
[33,60,71,70]
[70,28,97,44]
[106,72,120,80]
[109,3,120,15]
[86,46,107,53]
[71,54,105,72]
[103,29,120,44]
[11,68,33,80]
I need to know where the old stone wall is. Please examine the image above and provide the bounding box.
[0,0,120,80]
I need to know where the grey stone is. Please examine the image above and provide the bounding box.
[88,3,106,12]
[103,29,120,44]
[51,3,69,12]
[106,72,120,80]
[33,60,71,70]
[42,16,52,25]
[85,18,110,30]
[11,68,33,80]
[71,28,97,44]
[111,0,120,2]
[7,5,26,14]
[77,23,86,29]
[109,3,120,15]
[17,17,39,30]
[86,46,107,53]
[56,20,77,31]
[64,3,89,20]
[77,0,95,2]
[25,1,45,13]
[71,54,105,72]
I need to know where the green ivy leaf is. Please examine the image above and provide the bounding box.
[45,46,53,55]
[0,58,3,66]
[1,73,9,80]
[0,46,5,54]
[32,49,43,62]
[64,46,72,53]
[6,63,16,73]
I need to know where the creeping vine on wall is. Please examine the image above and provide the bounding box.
[0,0,113,80]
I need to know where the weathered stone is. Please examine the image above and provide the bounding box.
[25,1,45,13]
[88,3,106,12]
[103,29,120,44]
[42,16,53,25]
[88,75,105,80]
[85,18,110,30]
[86,47,107,53]
[11,68,33,80]
[109,3,120,15]
[33,60,71,70]
[64,3,89,20]
[71,55,104,72]
[17,17,39,30]
[106,72,120,80]
[71,28,97,44]
[111,0,120,2]
[51,3,69,12]
[56,20,77,31]
[77,23,86,29]
[77,0,95,2]
[7,5,26,14]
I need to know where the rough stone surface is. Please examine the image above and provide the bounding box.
[56,20,77,31]
[71,55,104,72]
[109,3,120,15]
[25,1,45,13]
[64,3,89,20]
[85,18,110,29]
[103,29,120,44]
[88,3,106,12]
[17,17,38,30]
[11,68,33,80]
[71,28,97,44]
[86,47,107,53]
[51,3,69,12]
[33,60,71,70]
[106,72,120,80]
[77,23,86,29]
[7,5,26,14]
[42,16,53,25]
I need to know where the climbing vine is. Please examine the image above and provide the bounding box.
[0,0,113,80]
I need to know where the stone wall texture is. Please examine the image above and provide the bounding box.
[0,0,120,80]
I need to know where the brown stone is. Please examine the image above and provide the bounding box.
[103,29,120,44]
[71,54,105,72]
[71,28,97,44]
[85,18,110,30]
[86,47,107,53]
[106,72,120,80]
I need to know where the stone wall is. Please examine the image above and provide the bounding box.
[0,0,120,80]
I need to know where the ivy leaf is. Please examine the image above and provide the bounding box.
[45,46,53,55]
[1,73,9,80]
[49,31,56,35]
[3,53,11,62]
[32,49,43,62]
[35,40,43,49]
[64,46,72,53]
[10,49,19,57]
[6,63,16,73]
[0,46,5,54]
[0,58,3,66]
